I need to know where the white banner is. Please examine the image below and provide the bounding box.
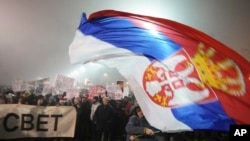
[88,85,106,99]
[106,85,123,100]
[65,88,80,99]
[11,80,23,92]
[0,104,76,139]
[35,78,50,95]
[55,74,75,92]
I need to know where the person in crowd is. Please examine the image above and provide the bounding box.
[0,97,5,104]
[80,95,92,140]
[26,93,37,105]
[116,96,132,140]
[123,96,132,117]
[47,95,57,106]
[125,106,160,141]
[109,99,122,141]
[37,95,46,106]
[59,99,67,106]
[65,98,73,106]
[55,94,64,104]
[16,92,28,104]
[6,93,14,103]
[17,96,24,104]
[73,96,82,141]
[73,95,91,141]
[90,96,101,141]
[93,96,115,141]
[0,93,7,104]
[129,100,139,116]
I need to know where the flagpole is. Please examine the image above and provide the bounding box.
[135,130,161,138]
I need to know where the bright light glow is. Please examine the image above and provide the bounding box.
[104,73,108,77]
[80,66,85,71]
[70,70,79,77]
[69,73,74,77]
[84,78,88,85]
[36,77,42,80]
[143,22,159,36]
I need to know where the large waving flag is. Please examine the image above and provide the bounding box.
[69,10,250,132]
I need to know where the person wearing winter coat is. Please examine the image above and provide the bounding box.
[93,96,115,141]
[125,106,158,141]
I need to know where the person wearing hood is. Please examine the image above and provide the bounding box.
[125,106,159,141]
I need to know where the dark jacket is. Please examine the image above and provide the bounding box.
[93,104,115,131]
[126,115,157,141]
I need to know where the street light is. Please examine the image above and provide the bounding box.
[101,73,108,86]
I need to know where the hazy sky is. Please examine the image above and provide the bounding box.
[0,0,249,85]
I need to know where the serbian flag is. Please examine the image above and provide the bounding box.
[69,10,250,132]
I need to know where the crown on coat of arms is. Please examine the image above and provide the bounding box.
[191,43,245,96]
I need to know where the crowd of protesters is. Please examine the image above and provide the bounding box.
[0,88,230,141]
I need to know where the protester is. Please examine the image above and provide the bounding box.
[0,97,4,104]
[125,106,161,141]
[37,95,46,106]
[93,96,115,141]
[0,88,230,141]
[90,96,101,141]
[79,95,92,140]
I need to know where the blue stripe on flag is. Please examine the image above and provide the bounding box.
[78,14,182,61]
[171,101,236,131]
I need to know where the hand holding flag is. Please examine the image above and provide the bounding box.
[129,130,161,141]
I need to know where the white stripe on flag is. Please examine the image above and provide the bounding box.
[69,30,138,64]
[98,56,192,132]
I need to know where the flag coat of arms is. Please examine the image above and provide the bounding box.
[69,10,250,132]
